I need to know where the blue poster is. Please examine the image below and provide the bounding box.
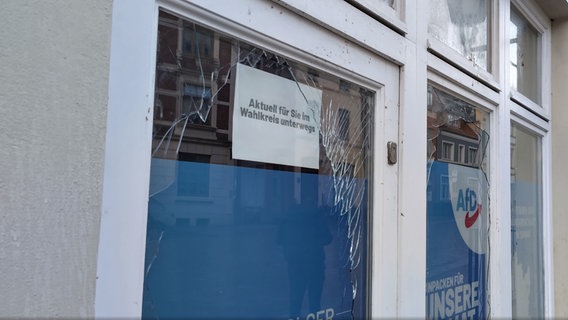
[426,161,488,319]
[142,159,368,319]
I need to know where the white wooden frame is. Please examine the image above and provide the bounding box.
[506,1,553,316]
[347,0,408,34]
[96,0,407,318]
[508,0,552,119]
[426,0,502,91]
[98,0,556,318]
[428,64,508,319]
[425,0,553,317]
[272,0,407,65]
[95,0,158,317]
[510,106,554,318]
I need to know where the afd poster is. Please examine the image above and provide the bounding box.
[143,159,369,319]
[426,161,488,319]
[232,63,322,169]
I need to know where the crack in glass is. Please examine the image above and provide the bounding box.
[143,10,374,320]
[426,84,491,319]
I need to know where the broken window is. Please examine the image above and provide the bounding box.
[426,84,490,319]
[510,123,544,318]
[428,0,490,71]
[143,10,375,320]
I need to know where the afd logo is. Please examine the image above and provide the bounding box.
[456,188,482,229]
[447,163,488,254]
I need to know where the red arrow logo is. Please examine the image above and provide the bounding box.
[464,204,482,228]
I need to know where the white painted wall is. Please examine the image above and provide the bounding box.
[0,0,112,317]
[552,17,568,319]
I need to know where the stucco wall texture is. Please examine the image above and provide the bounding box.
[0,0,112,317]
[552,17,568,319]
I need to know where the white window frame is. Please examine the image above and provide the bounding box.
[425,0,553,316]
[427,69,502,318]
[509,112,553,318]
[468,146,478,165]
[508,0,551,119]
[426,0,501,91]
[441,141,454,161]
[458,144,465,163]
[505,0,552,314]
[96,0,407,318]
[271,0,407,65]
[94,1,158,318]
[96,0,556,318]
[347,0,408,34]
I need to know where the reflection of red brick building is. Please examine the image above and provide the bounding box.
[427,85,484,168]
[153,11,231,164]
[152,9,373,177]
[150,10,375,228]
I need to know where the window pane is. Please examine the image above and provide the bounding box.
[510,123,544,318]
[458,145,465,163]
[380,0,395,8]
[144,10,375,319]
[428,0,490,71]
[426,85,490,319]
[509,6,540,104]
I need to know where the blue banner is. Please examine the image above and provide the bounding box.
[142,159,368,319]
[426,161,488,319]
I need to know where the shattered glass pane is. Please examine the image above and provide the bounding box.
[510,123,544,318]
[509,5,540,104]
[426,85,490,319]
[428,0,490,70]
[143,10,375,320]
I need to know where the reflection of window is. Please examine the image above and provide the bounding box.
[510,5,540,103]
[469,147,478,165]
[442,141,454,161]
[183,83,212,125]
[440,174,450,201]
[155,95,177,121]
[338,108,350,140]
[183,25,213,58]
[458,145,466,164]
[339,79,351,92]
[178,153,210,197]
[467,177,479,191]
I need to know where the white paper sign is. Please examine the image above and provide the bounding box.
[232,63,322,169]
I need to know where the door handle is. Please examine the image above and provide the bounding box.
[387,141,397,165]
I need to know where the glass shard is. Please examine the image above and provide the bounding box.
[143,10,376,320]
